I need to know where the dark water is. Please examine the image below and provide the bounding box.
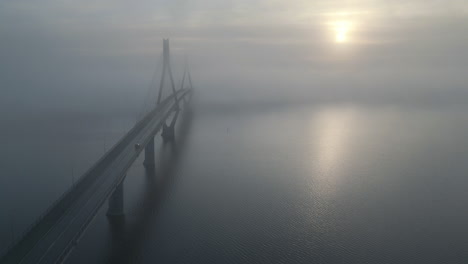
[2,104,468,263]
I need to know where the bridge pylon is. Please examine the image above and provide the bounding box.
[157,39,179,109]
[180,59,194,105]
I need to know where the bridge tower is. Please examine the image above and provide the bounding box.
[159,38,180,143]
[180,59,194,105]
[157,39,179,106]
[144,39,180,168]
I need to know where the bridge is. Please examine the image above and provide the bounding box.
[0,39,193,264]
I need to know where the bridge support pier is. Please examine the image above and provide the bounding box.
[143,137,155,167]
[107,180,124,217]
[161,123,175,143]
[162,109,180,143]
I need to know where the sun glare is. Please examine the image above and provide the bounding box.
[307,108,356,196]
[333,21,351,43]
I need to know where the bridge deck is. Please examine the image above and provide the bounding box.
[1,89,190,264]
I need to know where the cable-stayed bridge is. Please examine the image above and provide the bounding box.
[0,39,193,264]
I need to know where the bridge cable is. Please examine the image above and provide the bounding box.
[136,52,163,122]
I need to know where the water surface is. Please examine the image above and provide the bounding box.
[2,103,468,263]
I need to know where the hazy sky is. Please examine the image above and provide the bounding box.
[1,0,468,113]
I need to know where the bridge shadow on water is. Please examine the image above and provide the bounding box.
[106,110,194,264]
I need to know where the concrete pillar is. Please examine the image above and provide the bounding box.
[143,137,155,167]
[107,180,124,216]
[161,123,175,143]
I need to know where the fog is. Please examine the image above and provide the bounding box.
[3,2,468,263]
[1,0,468,115]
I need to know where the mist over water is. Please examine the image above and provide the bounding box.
[2,0,468,111]
[1,0,468,263]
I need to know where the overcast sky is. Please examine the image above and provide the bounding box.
[1,0,468,113]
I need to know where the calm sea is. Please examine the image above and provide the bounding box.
[1,103,468,263]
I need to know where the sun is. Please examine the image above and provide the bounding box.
[332,21,352,43]
[336,30,347,42]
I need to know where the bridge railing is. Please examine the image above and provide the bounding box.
[0,89,189,259]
